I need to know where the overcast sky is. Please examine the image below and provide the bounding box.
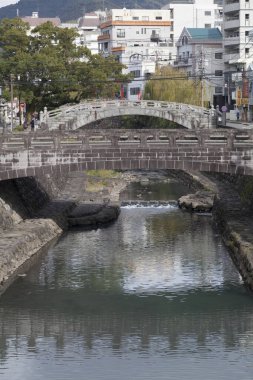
[0,0,18,8]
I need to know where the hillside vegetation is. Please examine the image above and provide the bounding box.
[0,0,169,21]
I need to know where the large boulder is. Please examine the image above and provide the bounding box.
[68,204,120,227]
[178,191,215,213]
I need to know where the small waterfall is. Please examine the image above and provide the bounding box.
[120,200,178,209]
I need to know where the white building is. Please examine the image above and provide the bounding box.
[76,12,106,55]
[175,27,224,106]
[223,0,253,72]
[162,0,223,55]
[98,8,172,100]
[21,11,61,33]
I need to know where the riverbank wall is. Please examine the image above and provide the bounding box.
[208,173,253,292]
[180,170,253,292]
[1,169,253,294]
[0,173,121,294]
[0,175,64,293]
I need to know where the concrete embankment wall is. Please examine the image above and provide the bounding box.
[205,173,253,291]
[170,170,253,291]
[0,175,65,293]
[0,171,120,293]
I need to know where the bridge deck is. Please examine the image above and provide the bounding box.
[0,129,253,181]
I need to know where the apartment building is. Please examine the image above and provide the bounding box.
[222,0,253,114]
[162,0,223,48]
[75,12,105,54]
[223,0,253,72]
[175,27,224,106]
[98,8,172,100]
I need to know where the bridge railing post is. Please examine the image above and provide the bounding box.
[227,133,234,149]
[140,133,147,147]
[53,136,60,149]
[24,136,32,149]
[110,135,119,147]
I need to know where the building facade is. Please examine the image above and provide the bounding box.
[223,0,253,114]
[162,0,223,54]
[223,0,253,72]
[175,27,224,106]
[98,8,172,100]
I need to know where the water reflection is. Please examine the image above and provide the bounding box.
[0,204,253,380]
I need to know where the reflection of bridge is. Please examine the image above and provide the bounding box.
[41,100,217,130]
[0,289,252,359]
[0,129,253,181]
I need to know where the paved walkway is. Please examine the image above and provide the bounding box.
[225,120,253,129]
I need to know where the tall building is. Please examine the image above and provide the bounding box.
[162,0,223,48]
[98,8,172,100]
[222,0,253,115]
[223,0,253,72]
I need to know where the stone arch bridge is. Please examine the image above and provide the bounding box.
[0,129,253,182]
[41,100,217,130]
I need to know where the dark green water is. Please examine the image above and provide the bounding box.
[0,181,253,380]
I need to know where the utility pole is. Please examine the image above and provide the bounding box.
[17,75,22,127]
[199,46,205,108]
[10,74,14,132]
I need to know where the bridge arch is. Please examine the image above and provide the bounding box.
[0,129,253,182]
[42,100,217,131]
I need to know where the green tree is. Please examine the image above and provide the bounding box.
[0,18,127,113]
[144,66,203,106]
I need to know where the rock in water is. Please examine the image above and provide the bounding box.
[178,191,215,213]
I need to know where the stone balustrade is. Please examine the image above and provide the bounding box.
[40,100,217,130]
[0,129,253,181]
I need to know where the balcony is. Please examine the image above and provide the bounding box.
[174,57,191,67]
[223,52,241,63]
[224,1,240,14]
[224,15,240,29]
[224,34,240,46]
[98,34,110,41]
[150,32,160,43]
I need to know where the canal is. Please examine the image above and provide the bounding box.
[0,179,253,380]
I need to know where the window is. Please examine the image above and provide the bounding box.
[245,47,250,57]
[215,70,223,76]
[115,16,123,20]
[215,87,223,94]
[132,17,139,20]
[130,70,141,78]
[205,11,211,16]
[141,28,147,34]
[117,29,125,38]
[182,36,188,45]
[215,52,223,59]
[156,16,162,20]
[205,24,211,28]
[130,87,141,95]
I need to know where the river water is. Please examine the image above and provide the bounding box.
[0,180,253,380]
